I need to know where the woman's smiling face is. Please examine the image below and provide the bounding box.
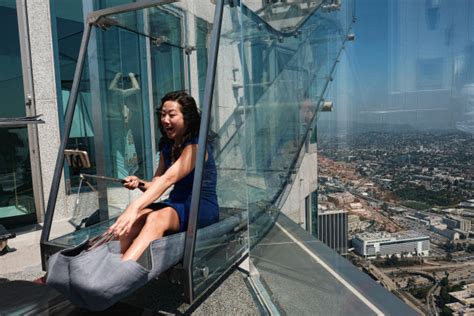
[160,100,186,142]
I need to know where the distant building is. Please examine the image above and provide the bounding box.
[405,215,430,226]
[388,206,406,214]
[459,209,474,218]
[327,193,355,207]
[413,212,442,225]
[459,201,474,210]
[429,224,460,241]
[349,202,363,209]
[446,283,474,315]
[440,208,474,218]
[348,215,371,233]
[443,216,472,233]
[445,302,474,316]
[352,231,430,258]
[317,210,348,255]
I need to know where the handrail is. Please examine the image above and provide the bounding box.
[86,0,176,25]
[40,0,181,270]
[0,115,44,127]
[183,0,225,304]
[40,22,93,258]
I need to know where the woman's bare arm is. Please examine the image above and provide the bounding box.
[124,154,166,191]
[110,144,198,236]
[131,144,197,210]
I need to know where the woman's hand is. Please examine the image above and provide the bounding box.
[123,175,142,190]
[108,205,139,237]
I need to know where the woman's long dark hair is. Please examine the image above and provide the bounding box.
[157,91,202,161]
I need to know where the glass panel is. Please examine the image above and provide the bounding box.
[195,17,210,107]
[150,8,185,152]
[0,127,36,228]
[104,3,184,48]
[317,0,473,314]
[190,3,250,299]
[51,1,249,300]
[243,0,359,312]
[0,1,36,228]
[243,0,325,33]
[48,21,148,243]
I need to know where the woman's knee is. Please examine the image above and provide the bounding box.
[144,208,179,233]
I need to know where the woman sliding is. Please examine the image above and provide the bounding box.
[108,90,219,261]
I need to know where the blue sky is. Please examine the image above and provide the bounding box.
[323,0,474,133]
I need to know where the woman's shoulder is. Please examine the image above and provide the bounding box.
[159,138,173,150]
[182,135,199,147]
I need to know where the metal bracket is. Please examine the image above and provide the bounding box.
[225,0,240,7]
[184,46,196,55]
[322,3,341,12]
[25,94,32,107]
[152,35,169,47]
[90,16,119,30]
[197,265,210,278]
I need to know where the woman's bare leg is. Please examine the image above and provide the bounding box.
[122,207,180,261]
[119,208,155,253]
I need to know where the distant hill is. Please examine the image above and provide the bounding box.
[316,119,468,136]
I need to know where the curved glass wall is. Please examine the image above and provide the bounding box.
[42,0,435,313]
[46,4,249,303]
[241,0,361,313]
[244,0,325,33]
[48,2,186,241]
[317,1,474,314]
[53,0,155,191]
[0,1,36,228]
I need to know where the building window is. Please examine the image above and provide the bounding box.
[0,3,36,228]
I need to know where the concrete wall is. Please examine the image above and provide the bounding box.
[26,1,69,225]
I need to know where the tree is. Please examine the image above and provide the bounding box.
[440,277,449,287]
[444,242,455,253]
[445,253,453,261]
[467,244,474,253]
[440,306,453,316]
[389,254,399,266]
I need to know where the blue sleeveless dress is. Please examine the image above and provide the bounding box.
[151,137,219,232]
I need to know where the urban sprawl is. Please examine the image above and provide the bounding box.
[317,129,474,315]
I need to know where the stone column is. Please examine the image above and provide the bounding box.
[26,1,68,222]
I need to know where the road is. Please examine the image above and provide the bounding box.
[427,282,440,316]
[364,261,427,315]
[382,261,474,273]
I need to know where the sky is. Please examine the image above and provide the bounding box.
[322,0,474,133]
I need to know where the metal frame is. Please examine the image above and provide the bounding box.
[142,8,158,177]
[40,0,182,269]
[16,0,46,224]
[87,0,176,25]
[240,1,324,38]
[40,21,93,268]
[182,0,225,303]
[85,0,110,223]
[32,2,362,316]
[39,0,333,305]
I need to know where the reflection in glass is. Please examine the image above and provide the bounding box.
[0,2,36,227]
[317,0,473,313]
[0,128,36,225]
[243,0,357,311]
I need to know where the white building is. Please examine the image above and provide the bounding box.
[352,231,430,258]
[443,216,472,233]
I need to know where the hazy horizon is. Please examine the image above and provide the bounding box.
[320,0,474,135]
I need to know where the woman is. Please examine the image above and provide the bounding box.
[109,91,219,261]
